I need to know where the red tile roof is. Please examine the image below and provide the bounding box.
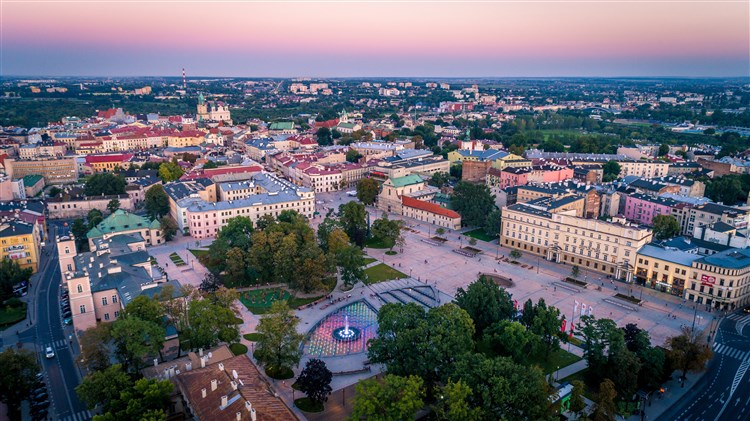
[402,196,460,219]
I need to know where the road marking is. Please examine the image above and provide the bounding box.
[711,342,749,361]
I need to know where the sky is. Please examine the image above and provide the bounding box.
[2,0,749,78]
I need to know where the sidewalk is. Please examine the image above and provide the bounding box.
[624,371,705,421]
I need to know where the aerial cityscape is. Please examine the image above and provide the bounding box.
[0,1,749,421]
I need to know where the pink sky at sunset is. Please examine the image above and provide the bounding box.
[2,1,748,77]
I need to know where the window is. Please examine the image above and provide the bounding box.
[102,297,108,306]
[77,284,83,293]
[104,313,110,321]
[80,305,86,313]
[114,311,119,318]
[112,295,118,303]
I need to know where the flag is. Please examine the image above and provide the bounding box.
[588,306,594,317]
[581,303,587,316]
[513,299,518,310]
[574,300,580,315]
[561,319,567,333]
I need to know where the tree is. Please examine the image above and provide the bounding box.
[450,181,496,227]
[326,228,350,258]
[77,323,113,372]
[435,227,446,237]
[590,379,617,421]
[603,161,621,182]
[509,249,522,261]
[76,364,133,411]
[317,217,342,252]
[483,208,502,237]
[339,201,368,246]
[569,380,588,419]
[211,216,254,251]
[337,245,366,287]
[571,265,580,278]
[346,149,363,163]
[88,208,104,229]
[0,348,40,418]
[48,186,62,197]
[370,214,402,251]
[652,215,680,240]
[527,298,563,357]
[71,218,90,251]
[122,295,164,326]
[482,320,541,364]
[580,316,624,383]
[453,353,555,421]
[183,298,240,350]
[111,316,166,373]
[199,272,221,293]
[367,303,474,386]
[706,175,744,205]
[666,327,713,384]
[85,173,126,196]
[159,216,178,241]
[356,178,379,205]
[98,377,173,421]
[349,374,424,421]
[158,158,184,182]
[107,198,121,213]
[0,258,33,303]
[144,185,171,219]
[429,172,450,188]
[455,276,515,336]
[295,359,333,405]
[432,380,482,421]
[224,247,249,285]
[316,127,333,146]
[658,143,670,156]
[255,301,304,375]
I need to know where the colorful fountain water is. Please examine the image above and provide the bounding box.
[304,301,378,358]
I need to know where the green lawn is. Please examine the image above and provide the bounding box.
[0,303,26,329]
[464,228,496,242]
[365,237,392,249]
[362,257,377,265]
[169,252,186,266]
[243,333,264,341]
[240,287,326,314]
[559,369,595,399]
[530,348,582,374]
[230,343,248,356]
[363,263,407,285]
[295,397,324,413]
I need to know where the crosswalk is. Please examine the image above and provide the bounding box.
[45,339,68,350]
[60,410,92,421]
[712,342,750,361]
[727,312,750,335]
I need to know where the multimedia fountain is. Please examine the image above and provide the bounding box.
[304,301,378,358]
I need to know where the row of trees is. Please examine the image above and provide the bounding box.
[75,285,242,418]
[449,181,501,236]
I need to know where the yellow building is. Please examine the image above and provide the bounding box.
[501,204,653,281]
[0,220,42,273]
[635,244,699,297]
[447,149,528,170]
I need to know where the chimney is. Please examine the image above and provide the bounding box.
[221,395,228,408]
[185,362,192,371]
[201,356,206,368]
[236,412,242,421]
[231,381,238,390]
[245,402,252,412]
[201,388,207,398]
[153,358,158,367]
[250,408,256,421]
[218,362,225,372]
[199,348,204,357]
[211,379,218,391]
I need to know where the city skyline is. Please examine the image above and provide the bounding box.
[2,1,749,78]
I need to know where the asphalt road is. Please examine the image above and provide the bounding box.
[660,312,750,421]
[19,223,90,421]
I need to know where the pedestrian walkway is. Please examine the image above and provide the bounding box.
[712,342,750,361]
[44,339,68,350]
[551,359,588,382]
[60,410,92,421]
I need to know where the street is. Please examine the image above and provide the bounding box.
[18,222,91,421]
[660,312,750,421]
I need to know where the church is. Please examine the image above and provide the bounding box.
[196,92,232,123]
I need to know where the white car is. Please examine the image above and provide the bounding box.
[45,347,55,359]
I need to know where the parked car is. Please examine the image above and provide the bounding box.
[63,317,72,325]
[30,400,50,410]
[31,391,48,402]
[62,310,71,318]
[44,347,55,359]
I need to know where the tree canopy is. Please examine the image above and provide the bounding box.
[85,173,127,196]
[349,374,425,421]
[652,214,681,240]
[450,181,496,227]
[144,185,171,219]
[0,348,40,418]
[255,301,304,374]
[455,276,515,336]
[157,159,184,182]
[339,201,368,246]
[356,178,380,205]
[0,258,33,303]
[295,359,333,404]
[603,161,621,182]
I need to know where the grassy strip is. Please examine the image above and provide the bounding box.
[363,263,407,285]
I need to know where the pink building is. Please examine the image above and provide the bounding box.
[498,165,574,189]
[623,193,680,226]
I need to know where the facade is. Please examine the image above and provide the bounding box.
[48,194,134,219]
[635,243,700,297]
[5,157,78,184]
[623,193,680,226]
[0,219,42,273]
[377,174,435,215]
[84,154,134,173]
[401,196,461,230]
[22,174,45,197]
[501,205,653,280]
[682,203,750,237]
[618,160,671,179]
[688,249,750,310]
